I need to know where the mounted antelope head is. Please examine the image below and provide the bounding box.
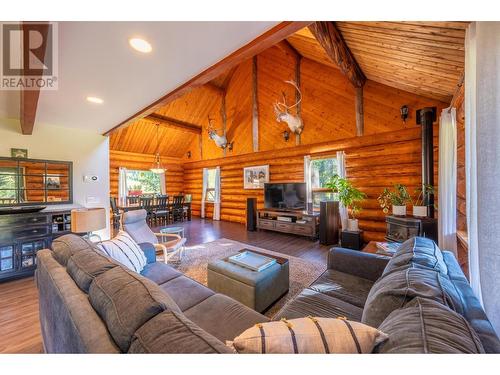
[273,80,304,135]
[207,117,232,150]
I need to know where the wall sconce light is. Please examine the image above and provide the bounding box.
[400,105,409,124]
[283,130,290,142]
[227,142,234,151]
[187,151,191,159]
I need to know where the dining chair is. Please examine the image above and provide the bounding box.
[126,196,140,205]
[172,195,185,223]
[139,196,155,225]
[109,197,121,230]
[155,195,170,225]
[122,209,186,264]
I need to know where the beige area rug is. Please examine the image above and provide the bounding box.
[163,238,326,318]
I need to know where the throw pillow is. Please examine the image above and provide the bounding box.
[382,237,448,276]
[97,231,147,273]
[362,267,464,328]
[375,297,484,353]
[228,317,387,354]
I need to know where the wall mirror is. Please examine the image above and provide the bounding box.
[0,157,73,206]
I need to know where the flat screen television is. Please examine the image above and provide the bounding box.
[264,183,306,211]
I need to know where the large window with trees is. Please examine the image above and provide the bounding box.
[205,168,217,202]
[311,157,338,208]
[125,170,162,195]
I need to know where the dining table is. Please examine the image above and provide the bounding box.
[116,200,192,221]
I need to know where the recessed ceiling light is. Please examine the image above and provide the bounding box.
[129,37,152,53]
[86,96,104,104]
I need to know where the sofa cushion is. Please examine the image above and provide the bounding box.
[383,237,448,276]
[89,266,181,352]
[362,267,464,328]
[66,247,119,292]
[309,269,374,308]
[159,275,214,311]
[274,288,363,322]
[376,297,484,353]
[140,261,182,285]
[51,234,98,267]
[229,316,388,354]
[128,310,233,354]
[97,231,147,273]
[184,293,269,343]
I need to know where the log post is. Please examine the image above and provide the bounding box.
[355,86,364,136]
[221,94,227,156]
[295,54,302,145]
[252,56,259,152]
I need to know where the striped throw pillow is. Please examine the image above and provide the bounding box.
[228,317,388,354]
[97,231,147,273]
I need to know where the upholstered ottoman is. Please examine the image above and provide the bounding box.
[207,251,289,313]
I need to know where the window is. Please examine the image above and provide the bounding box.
[0,167,18,204]
[205,168,217,202]
[311,157,338,208]
[125,170,161,195]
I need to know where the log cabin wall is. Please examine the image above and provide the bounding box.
[179,45,445,242]
[109,150,184,199]
[184,126,440,242]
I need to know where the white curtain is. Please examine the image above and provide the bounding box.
[304,155,312,210]
[213,167,221,220]
[438,108,457,254]
[118,167,128,204]
[465,22,482,305]
[336,151,348,230]
[159,172,167,195]
[467,22,500,334]
[201,168,208,218]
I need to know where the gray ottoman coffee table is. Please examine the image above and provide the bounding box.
[207,249,289,313]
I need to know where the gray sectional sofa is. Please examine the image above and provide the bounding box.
[35,234,500,353]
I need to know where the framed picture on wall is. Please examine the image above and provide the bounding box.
[243,165,269,189]
[11,148,28,158]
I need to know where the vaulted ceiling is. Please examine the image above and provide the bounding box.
[110,21,467,158]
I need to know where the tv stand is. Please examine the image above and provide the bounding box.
[256,209,319,240]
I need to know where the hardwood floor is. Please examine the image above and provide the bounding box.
[0,218,330,354]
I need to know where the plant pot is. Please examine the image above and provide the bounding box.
[413,205,428,217]
[347,218,359,231]
[392,205,406,216]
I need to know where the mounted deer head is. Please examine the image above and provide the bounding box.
[273,80,304,135]
[207,117,232,150]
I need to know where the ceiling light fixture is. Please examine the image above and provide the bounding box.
[86,96,103,104]
[129,37,152,53]
[150,124,165,174]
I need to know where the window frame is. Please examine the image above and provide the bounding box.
[205,168,217,203]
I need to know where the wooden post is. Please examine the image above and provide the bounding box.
[252,56,259,152]
[221,94,227,156]
[295,55,302,146]
[355,86,364,136]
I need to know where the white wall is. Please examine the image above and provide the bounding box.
[0,118,110,239]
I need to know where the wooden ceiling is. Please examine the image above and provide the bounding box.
[110,21,466,157]
[288,22,466,102]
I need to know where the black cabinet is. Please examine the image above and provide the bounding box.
[0,209,74,282]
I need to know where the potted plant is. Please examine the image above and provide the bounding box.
[412,184,434,217]
[326,174,366,231]
[378,184,411,216]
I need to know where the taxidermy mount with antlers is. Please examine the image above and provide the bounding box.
[207,116,232,150]
[273,80,304,135]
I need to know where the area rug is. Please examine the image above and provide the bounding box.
[163,238,326,318]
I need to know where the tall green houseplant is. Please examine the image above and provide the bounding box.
[326,174,366,230]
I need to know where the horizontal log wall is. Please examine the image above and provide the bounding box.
[184,126,439,242]
[109,150,184,198]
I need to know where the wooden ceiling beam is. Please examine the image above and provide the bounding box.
[145,113,202,135]
[308,21,366,88]
[275,40,301,58]
[104,21,311,136]
[450,72,465,108]
[20,22,50,135]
